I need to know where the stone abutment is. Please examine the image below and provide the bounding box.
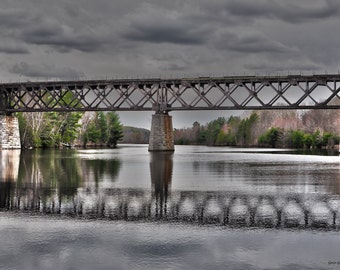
[0,115,21,150]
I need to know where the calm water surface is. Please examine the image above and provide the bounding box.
[0,145,339,270]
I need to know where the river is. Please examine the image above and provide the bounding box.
[0,145,339,269]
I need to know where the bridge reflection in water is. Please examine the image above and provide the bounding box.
[0,150,340,230]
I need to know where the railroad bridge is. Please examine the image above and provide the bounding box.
[1,74,340,150]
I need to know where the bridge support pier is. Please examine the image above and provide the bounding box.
[0,115,21,150]
[148,112,174,151]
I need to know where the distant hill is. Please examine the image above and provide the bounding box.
[121,126,150,144]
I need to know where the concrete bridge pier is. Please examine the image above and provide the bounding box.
[148,112,174,151]
[0,115,21,149]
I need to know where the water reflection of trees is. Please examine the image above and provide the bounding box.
[18,149,82,197]
[193,159,340,195]
[80,159,121,188]
[16,149,121,197]
[247,163,340,195]
[0,181,12,209]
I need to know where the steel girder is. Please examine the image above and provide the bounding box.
[1,74,340,113]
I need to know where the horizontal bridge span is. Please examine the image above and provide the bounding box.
[1,74,340,112]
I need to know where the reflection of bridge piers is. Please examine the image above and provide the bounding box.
[150,151,173,217]
[0,149,20,209]
[0,150,20,181]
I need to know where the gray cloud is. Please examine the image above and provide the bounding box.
[123,25,206,46]
[213,30,295,54]
[18,17,111,53]
[0,9,31,28]
[10,62,84,80]
[22,28,106,53]
[122,4,210,45]
[0,2,113,53]
[244,60,322,73]
[0,44,29,54]
[222,0,340,23]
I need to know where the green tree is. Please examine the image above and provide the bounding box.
[259,127,283,147]
[197,126,206,144]
[311,130,322,149]
[236,112,259,146]
[17,112,34,147]
[286,130,305,148]
[225,116,241,145]
[40,111,83,147]
[205,117,226,145]
[98,111,108,143]
[322,132,339,148]
[106,112,123,147]
[17,89,84,148]
[216,130,228,145]
[83,112,101,144]
[303,133,313,149]
[192,121,202,144]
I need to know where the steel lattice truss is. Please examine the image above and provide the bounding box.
[1,74,340,113]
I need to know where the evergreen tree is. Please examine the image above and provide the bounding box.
[205,117,226,145]
[84,112,102,144]
[258,127,283,147]
[106,112,123,148]
[236,112,259,146]
[286,130,305,148]
[98,111,108,143]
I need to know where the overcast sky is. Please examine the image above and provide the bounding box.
[1,0,340,128]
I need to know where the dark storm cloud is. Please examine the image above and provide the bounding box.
[123,25,206,46]
[0,44,29,54]
[221,0,340,23]
[244,61,321,73]
[0,3,112,54]
[22,27,106,53]
[17,17,111,53]
[10,62,84,79]
[0,9,30,28]
[122,4,209,46]
[213,31,294,54]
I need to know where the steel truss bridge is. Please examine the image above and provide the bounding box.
[2,186,340,230]
[1,74,340,113]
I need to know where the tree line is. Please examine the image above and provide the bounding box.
[174,109,340,149]
[18,111,123,148]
